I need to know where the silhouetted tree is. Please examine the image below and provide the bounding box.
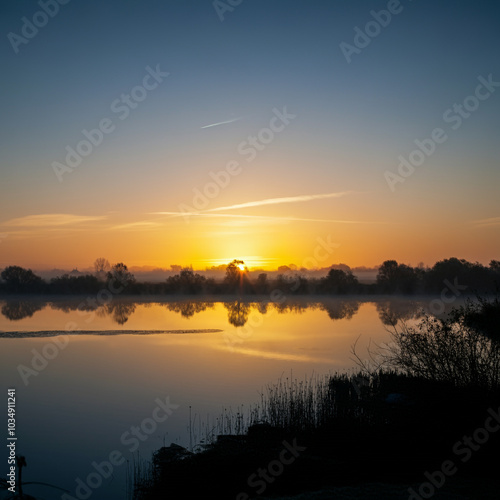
[49,274,101,294]
[376,260,399,293]
[290,274,309,294]
[273,273,309,294]
[255,273,269,294]
[424,258,494,294]
[107,263,135,289]
[166,268,206,294]
[204,277,219,294]
[0,266,44,293]
[224,260,249,293]
[396,264,419,293]
[490,260,500,286]
[320,268,358,294]
[94,258,111,281]
[376,260,418,294]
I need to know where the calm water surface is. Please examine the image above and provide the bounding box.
[0,296,461,499]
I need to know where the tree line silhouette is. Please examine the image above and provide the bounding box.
[0,257,498,296]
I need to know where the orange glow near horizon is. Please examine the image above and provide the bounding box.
[0,192,499,271]
[0,220,498,272]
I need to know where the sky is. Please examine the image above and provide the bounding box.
[0,0,499,271]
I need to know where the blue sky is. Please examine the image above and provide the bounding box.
[0,0,499,269]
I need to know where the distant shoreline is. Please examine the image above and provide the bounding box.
[0,292,480,302]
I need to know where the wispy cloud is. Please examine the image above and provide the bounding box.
[473,216,500,227]
[110,221,162,231]
[201,116,244,129]
[152,211,365,224]
[2,214,107,227]
[150,191,385,225]
[206,191,353,212]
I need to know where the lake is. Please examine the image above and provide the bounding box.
[0,296,464,499]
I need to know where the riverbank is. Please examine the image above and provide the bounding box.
[134,371,500,499]
[134,299,500,499]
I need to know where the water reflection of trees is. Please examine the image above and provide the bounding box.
[0,297,433,326]
[166,301,214,319]
[376,300,424,326]
[48,300,137,325]
[221,300,362,325]
[0,298,366,325]
[319,301,360,320]
[271,301,310,315]
[1,301,45,320]
[256,302,268,315]
[224,301,250,326]
[105,302,137,325]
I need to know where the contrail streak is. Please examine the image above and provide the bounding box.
[207,191,353,212]
[201,116,244,129]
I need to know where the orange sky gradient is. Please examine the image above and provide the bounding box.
[0,188,498,271]
[1,2,499,273]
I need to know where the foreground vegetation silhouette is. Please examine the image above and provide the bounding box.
[132,298,500,499]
